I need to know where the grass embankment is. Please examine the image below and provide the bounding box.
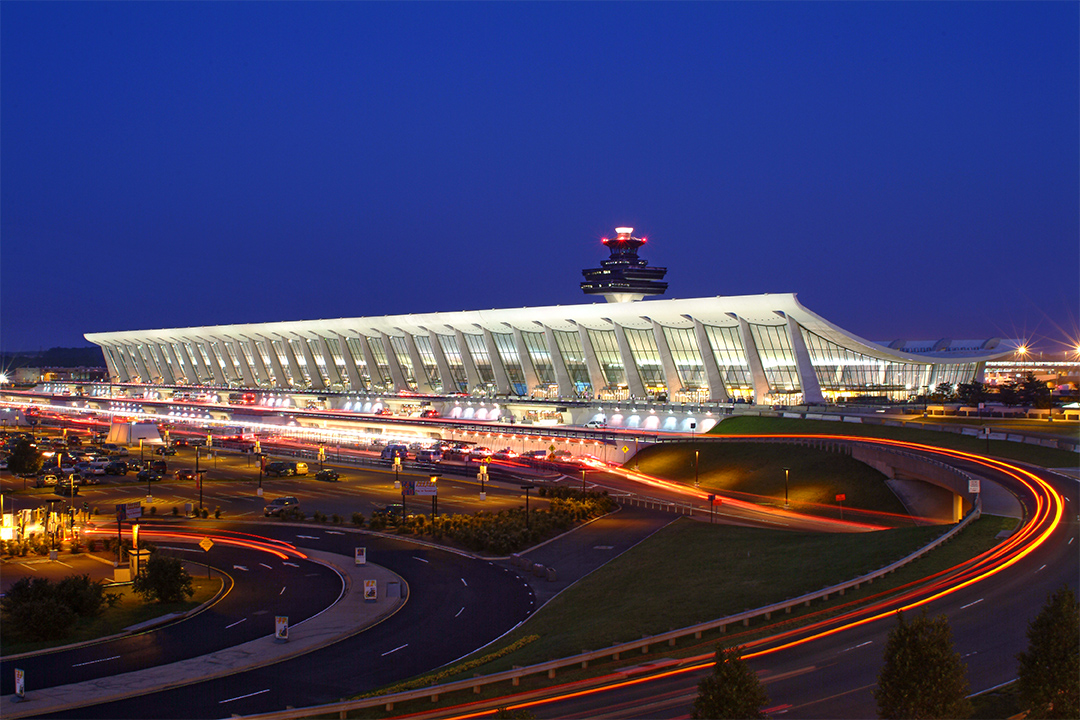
[709,415,1079,468]
[1,577,220,656]
[630,441,908,518]
[903,415,1080,439]
[346,514,1014,717]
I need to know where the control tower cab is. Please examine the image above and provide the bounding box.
[580,227,668,303]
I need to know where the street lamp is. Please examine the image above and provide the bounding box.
[783,467,790,509]
[520,484,536,531]
[581,467,587,495]
[694,449,700,488]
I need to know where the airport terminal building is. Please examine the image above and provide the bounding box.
[85,293,1010,407]
[85,228,1012,408]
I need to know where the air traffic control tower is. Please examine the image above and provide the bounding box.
[580,227,669,303]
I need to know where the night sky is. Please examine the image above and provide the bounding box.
[2,2,1077,353]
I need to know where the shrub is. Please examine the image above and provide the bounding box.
[312,510,327,523]
[331,513,343,525]
[150,506,158,515]
[132,553,194,604]
[214,507,221,519]
[200,508,209,519]
[351,512,365,527]
[172,506,179,516]
[1,574,118,641]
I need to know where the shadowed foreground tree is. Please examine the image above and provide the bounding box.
[875,611,971,719]
[132,553,194,604]
[691,644,769,719]
[1016,586,1079,719]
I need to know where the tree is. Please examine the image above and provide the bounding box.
[132,553,194,604]
[996,380,1020,406]
[875,611,971,719]
[1019,372,1052,409]
[691,644,769,719]
[955,381,986,405]
[932,382,955,402]
[6,437,42,477]
[1016,586,1079,719]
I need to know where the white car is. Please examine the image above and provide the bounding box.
[584,419,607,428]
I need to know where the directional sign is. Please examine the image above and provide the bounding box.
[355,547,367,565]
[364,579,377,600]
[968,479,981,494]
[275,616,288,640]
[199,537,214,552]
[15,667,25,698]
[115,502,142,521]
[413,480,437,496]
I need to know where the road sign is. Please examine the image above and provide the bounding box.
[364,580,377,600]
[355,547,366,565]
[115,502,142,521]
[199,537,214,552]
[275,616,288,640]
[835,494,846,502]
[622,446,629,454]
[968,479,981,494]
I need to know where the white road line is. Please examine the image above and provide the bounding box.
[461,578,468,586]
[280,586,286,595]
[219,688,270,704]
[325,530,344,535]
[283,562,299,567]
[412,556,429,563]
[1037,564,1046,572]
[225,618,247,629]
[296,534,320,539]
[1070,537,1074,545]
[960,598,984,610]
[260,563,273,570]
[72,655,121,667]
[455,607,465,617]
[381,644,408,656]
[841,641,873,653]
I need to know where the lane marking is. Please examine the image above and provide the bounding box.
[232,565,249,571]
[225,618,247,629]
[381,644,408,656]
[72,655,120,667]
[325,530,344,535]
[1036,564,1046,572]
[960,598,984,610]
[962,651,979,658]
[219,688,270,704]
[461,578,468,587]
[1070,537,1074,545]
[455,607,465,617]
[841,641,873,653]
[283,562,299,567]
[280,586,286,595]
[259,563,273,570]
[412,556,429,563]
[296,535,320,539]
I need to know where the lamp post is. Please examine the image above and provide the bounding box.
[783,467,790,509]
[581,467,587,495]
[430,475,439,519]
[257,453,263,496]
[520,484,536,531]
[694,449,700,488]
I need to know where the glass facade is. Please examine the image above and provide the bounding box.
[522,331,556,389]
[366,336,395,390]
[702,325,753,399]
[748,323,802,398]
[387,335,417,391]
[436,334,469,392]
[412,334,442,391]
[586,328,626,391]
[343,337,373,390]
[492,332,526,395]
[624,327,667,396]
[463,333,496,387]
[552,329,592,393]
[661,325,708,400]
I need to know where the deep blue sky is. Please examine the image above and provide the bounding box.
[3,2,1077,353]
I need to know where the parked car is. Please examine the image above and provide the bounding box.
[420,409,441,418]
[584,419,607,428]
[264,496,300,516]
[314,469,339,482]
[136,470,162,483]
[175,468,196,481]
[150,460,168,473]
[172,438,191,447]
[54,480,79,496]
[264,461,308,477]
[104,461,129,475]
[380,444,409,462]
[414,448,443,463]
[376,503,405,519]
[155,445,177,455]
[34,473,60,488]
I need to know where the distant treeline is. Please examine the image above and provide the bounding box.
[1,347,106,369]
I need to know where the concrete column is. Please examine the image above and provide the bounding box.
[651,321,682,397]
[103,345,129,382]
[197,338,229,386]
[611,323,646,398]
[182,338,214,384]
[336,333,366,392]
[162,343,186,384]
[260,336,291,388]
[483,329,512,395]
[454,330,482,392]
[786,315,824,404]
[171,341,200,385]
[139,344,164,384]
[543,325,575,397]
[953,493,963,523]
[298,336,327,390]
[511,327,540,394]
[214,341,241,383]
[576,326,606,397]
[402,332,435,394]
[379,331,409,392]
[316,335,343,387]
[736,319,771,402]
[692,322,729,402]
[427,330,457,394]
[127,344,153,384]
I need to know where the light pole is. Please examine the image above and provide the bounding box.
[520,484,536,531]
[783,467,790,509]
[581,467,587,495]
[694,449,700,488]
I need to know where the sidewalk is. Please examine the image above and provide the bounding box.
[2,548,405,718]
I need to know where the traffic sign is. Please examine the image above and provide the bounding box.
[835,494,846,502]
[275,616,289,640]
[199,537,214,552]
[968,479,981,494]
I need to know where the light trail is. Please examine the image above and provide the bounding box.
[82,526,309,561]
[429,434,1065,720]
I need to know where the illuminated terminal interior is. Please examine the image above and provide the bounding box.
[84,292,1012,409]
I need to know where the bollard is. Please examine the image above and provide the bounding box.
[548,668,556,679]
